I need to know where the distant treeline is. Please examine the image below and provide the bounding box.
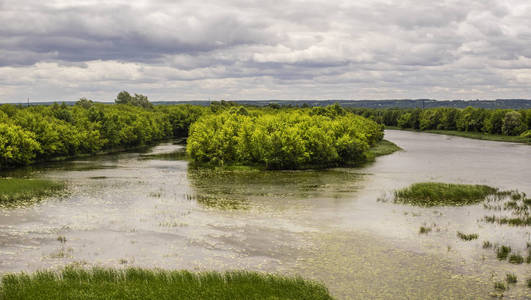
[0,93,206,169]
[154,99,531,110]
[348,107,531,137]
[9,99,531,110]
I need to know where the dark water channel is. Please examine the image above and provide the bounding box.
[0,130,530,299]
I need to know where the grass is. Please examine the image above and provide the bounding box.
[482,241,492,249]
[494,281,506,291]
[0,267,333,300]
[508,254,524,264]
[0,178,66,206]
[367,139,402,157]
[387,127,531,145]
[506,273,518,284]
[496,246,512,261]
[393,182,498,207]
[456,231,479,241]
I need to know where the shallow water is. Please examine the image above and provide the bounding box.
[0,130,530,299]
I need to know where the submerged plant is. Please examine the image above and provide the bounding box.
[482,241,492,249]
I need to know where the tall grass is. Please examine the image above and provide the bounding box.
[0,178,65,205]
[394,182,498,207]
[0,267,333,300]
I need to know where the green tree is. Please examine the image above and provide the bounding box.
[502,111,526,136]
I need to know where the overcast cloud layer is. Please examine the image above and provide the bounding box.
[1,0,531,102]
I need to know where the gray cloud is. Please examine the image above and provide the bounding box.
[1,0,531,102]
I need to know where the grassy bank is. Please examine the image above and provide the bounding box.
[0,178,65,206]
[386,127,531,144]
[368,139,401,158]
[393,182,498,206]
[0,267,333,300]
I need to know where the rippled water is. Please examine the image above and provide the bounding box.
[1,130,530,299]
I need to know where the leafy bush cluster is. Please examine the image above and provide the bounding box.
[187,105,383,169]
[0,98,206,169]
[350,107,531,137]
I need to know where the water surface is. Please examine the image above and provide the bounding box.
[0,130,530,299]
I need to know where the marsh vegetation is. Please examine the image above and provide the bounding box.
[392,182,498,207]
[0,267,332,300]
[0,178,65,206]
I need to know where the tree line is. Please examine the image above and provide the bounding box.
[349,107,531,137]
[0,93,206,169]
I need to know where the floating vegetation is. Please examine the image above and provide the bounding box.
[0,267,333,300]
[496,246,512,261]
[0,178,66,206]
[393,182,498,207]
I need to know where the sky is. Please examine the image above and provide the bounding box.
[1,0,531,103]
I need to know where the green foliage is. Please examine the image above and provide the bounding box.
[0,178,65,205]
[393,182,498,207]
[0,102,176,168]
[0,123,40,168]
[0,267,333,300]
[348,107,531,141]
[502,111,526,136]
[115,91,153,109]
[187,106,384,169]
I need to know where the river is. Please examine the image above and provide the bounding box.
[1,130,530,299]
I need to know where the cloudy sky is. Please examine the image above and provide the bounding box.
[1,0,531,103]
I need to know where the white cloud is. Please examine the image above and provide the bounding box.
[1,0,531,102]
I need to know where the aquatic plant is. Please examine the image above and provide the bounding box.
[0,267,333,300]
[508,254,524,264]
[506,273,517,284]
[419,226,432,234]
[496,246,511,261]
[0,178,65,206]
[393,182,498,207]
[482,241,492,249]
[494,281,506,291]
[456,232,478,241]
